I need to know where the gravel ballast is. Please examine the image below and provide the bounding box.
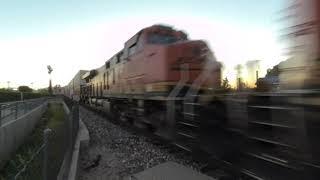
[78,106,204,180]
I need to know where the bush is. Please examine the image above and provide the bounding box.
[0,92,49,103]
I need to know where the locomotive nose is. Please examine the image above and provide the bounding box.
[164,40,221,90]
[190,41,210,58]
[168,40,210,62]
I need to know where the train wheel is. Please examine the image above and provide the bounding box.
[150,111,172,140]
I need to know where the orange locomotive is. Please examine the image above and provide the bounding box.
[81,25,221,139]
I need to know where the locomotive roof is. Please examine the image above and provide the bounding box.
[82,24,186,81]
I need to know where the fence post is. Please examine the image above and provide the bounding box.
[73,103,79,126]
[43,128,52,180]
[73,103,79,142]
[15,102,18,119]
[20,92,24,101]
[23,101,26,114]
[0,105,2,126]
[68,106,73,161]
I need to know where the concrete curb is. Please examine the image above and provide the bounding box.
[78,119,90,149]
[125,161,216,180]
[67,119,90,180]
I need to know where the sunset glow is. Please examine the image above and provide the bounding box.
[0,0,287,89]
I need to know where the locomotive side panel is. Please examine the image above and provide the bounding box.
[122,48,147,94]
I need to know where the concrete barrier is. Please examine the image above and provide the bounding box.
[57,100,89,180]
[0,101,48,169]
[67,119,89,180]
[57,118,89,180]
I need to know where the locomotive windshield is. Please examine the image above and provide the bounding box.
[147,33,186,44]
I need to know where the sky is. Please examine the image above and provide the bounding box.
[0,0,288,89]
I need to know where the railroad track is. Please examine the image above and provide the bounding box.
[162,93,320,180]
[79,91,320,180]
[80,102,237,179]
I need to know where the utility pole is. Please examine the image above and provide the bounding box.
[235,64,243,91]
[47,65,53,95]
[7,81,10,90]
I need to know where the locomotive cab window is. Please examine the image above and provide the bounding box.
[128,44,137,56]
[105,61,110,69]
[116,51,123,63]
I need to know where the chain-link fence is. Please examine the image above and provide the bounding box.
[0,98,47,126]
[6,98,79,180]
[12,131,49,180]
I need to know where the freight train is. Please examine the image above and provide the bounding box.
[63,24,320,180]
[79,24,222,138]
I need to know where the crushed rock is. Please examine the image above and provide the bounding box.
[78,107,204,180]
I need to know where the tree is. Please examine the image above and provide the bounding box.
[18,86,33,93]
[221,77,231,91]
[37,88,49,94]
[0,88,10,92]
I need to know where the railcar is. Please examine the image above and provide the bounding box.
[63,70,88,101]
